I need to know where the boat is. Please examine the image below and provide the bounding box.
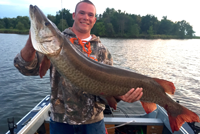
[5,95,200,134]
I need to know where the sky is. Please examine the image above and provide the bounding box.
[0,0,200,36]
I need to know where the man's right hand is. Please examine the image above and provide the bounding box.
[20,31,51,78]
[39,55,51,78]
[21,31,36,62]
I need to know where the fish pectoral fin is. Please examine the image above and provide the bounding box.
[106,96,117,110]
[153,78,175,95]
[140,101,157,114]
[39,55,51,78]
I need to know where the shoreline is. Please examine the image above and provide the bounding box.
[1,29,200,39]
[0,29,29,34]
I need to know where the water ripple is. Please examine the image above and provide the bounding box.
[1,35,200,133]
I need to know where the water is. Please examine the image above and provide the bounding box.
[0,34,50,133]
[0,33,200,133]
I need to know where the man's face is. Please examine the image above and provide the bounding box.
[72,2,96,34]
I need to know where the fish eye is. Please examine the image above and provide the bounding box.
[45,22,50,26]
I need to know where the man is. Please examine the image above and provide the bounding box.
[14,0,143,134]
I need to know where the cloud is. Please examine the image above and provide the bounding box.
[0,0,29,7]
[0,5,29,18]
[0,0,200,35]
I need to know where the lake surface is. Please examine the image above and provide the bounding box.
[0,33,200,133]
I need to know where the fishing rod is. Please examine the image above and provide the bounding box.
[61,0,63,31]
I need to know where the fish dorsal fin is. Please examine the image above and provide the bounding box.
[153,78,175,95]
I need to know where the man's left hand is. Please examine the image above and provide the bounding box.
[117,88,143,103]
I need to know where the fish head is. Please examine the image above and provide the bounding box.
[29,5,63,55]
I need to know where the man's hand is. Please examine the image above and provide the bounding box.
[116,88,143,103]
[39,55,51,78]
[106,88,143,110]
[21,31,36,62]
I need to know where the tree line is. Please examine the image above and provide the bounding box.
[92,8,195,38]
[0,16,30,34]
[0,7,196,38]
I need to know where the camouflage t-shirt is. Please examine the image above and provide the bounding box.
[14,28,113,124]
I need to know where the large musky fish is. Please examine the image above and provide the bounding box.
[29,5,200,132]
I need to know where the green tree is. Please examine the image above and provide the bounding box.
[47,14,56,23]
[171,22,179,35]
[147,25,154,35]
[0,19,5,28]
[22,16,30,29]
[177,20,188,38]
[110,11,128,36]
[103,8,116,20]
[95,22,106,36]
[158,16,173,35]
[105,23,115,37]
[130,14,142,27]
[16,22,25,30]
[185,23,195,37]
[166,20,195,38]
[141,15,159,34]
[56,8,73,27]
[3,18,14,29]
[15,16,30,29]
[118,12,126,36]
[103,8,117,35]
[0,7,197,38]
[57,19,68,31]
[128,24,140,37]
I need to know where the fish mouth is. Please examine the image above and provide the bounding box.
[29,4,62,56]
[29,5,38,20]
[29,5,48,26]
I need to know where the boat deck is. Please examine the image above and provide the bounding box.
[6,95,196,134]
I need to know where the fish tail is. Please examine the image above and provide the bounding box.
[166,104,200,132]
